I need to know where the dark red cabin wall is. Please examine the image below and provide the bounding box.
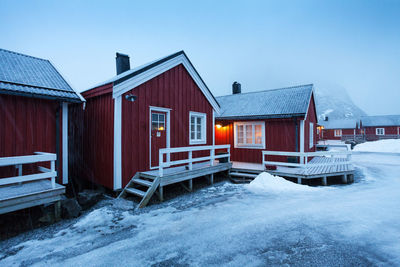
[215,118,298,164]
[365,126,398,135]
[322,128,356,140]
[121,64,214,187]
[0,94,63,181]
[76,83,114,189]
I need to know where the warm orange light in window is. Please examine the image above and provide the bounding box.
[216,124,222,129]
[158,126,164,131]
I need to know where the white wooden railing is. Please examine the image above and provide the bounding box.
[158,145,230,177]
[262,150,352,170]
[0,152,57,188]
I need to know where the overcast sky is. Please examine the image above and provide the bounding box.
[1,0,399,115]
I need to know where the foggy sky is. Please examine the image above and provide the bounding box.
[1,0,399,115]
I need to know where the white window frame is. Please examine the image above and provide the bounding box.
[189,111,207,145]
[334,129,342,137]
[309,122,314,148]
[234,121,265,149]
[376,128,385,135]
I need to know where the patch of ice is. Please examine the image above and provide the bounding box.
[354,139,400,153]
[246,172,315,194]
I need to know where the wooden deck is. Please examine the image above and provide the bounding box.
[0,180,65,215]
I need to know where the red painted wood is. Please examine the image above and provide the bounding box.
[0,94,63,181]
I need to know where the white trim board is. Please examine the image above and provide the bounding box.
[113,96,122,190]
[112,54,220,113]
[62,102,68,184]
[149,106,171,170]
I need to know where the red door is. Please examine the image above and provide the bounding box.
[150,111,167,168]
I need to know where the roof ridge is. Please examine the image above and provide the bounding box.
[216,83,314,98]
[0,48,49,62]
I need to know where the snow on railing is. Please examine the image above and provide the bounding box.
[158,145,230,177]
[262,150,352,171]
[0,152,57,188]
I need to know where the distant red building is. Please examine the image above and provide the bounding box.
[318,119,360,141]
[215,83,317,164]
[360,115,400,141]
[70,51,220,190]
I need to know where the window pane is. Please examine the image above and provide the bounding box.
[152,122,158,131]
[191,124,195,131]
[159,122,165,131]
[237,125,244,144]
[197,131,201,139]
[152,113,158,123]
[246,125,252,144]
[255,125,262,144]
[159,114,165,123]
[191,116,195,124]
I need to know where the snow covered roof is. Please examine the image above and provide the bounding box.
[216,84,313,120]
[0,48,82,102]
[319,119,358,129]
[361,115,400,127]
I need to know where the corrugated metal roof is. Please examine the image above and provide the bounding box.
[319,119,358,129]
[0,48,81,102]
[216,84,313,119]
[361,115,400,127]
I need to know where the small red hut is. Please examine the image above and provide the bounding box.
[215,83,317,164]
[319,119,360,141]
[0,48,82,214]
[71,51,220,190]
[360,115,400,141]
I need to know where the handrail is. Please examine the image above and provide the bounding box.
[262,150,352,172]
[0,152,57,188]
[158,145,230,177]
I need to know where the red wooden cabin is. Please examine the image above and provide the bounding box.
[0,48,82,183]
[360,115,400,141]
[215,83,317,165]
[71,51,220,190]
[319,119,360,141]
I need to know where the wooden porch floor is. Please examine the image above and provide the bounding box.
[267,156,354,182]
[0,180,65,215]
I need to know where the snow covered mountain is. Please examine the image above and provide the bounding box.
[314,82,366,121]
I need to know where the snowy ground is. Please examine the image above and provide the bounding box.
[1,151,400,266]
[354,139,400,153]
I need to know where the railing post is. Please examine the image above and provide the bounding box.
[159,151,164,177]
[51,159,55,189]
[188,150,193,170]
[210,148,215,166]
[227,147,231,162]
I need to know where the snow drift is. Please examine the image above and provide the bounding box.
[354,139,400,153]
[246,172,315,194]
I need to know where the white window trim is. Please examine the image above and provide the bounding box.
[376,128,385,135]
[309,122,314,149]
[189,111,207,145]
[234,121,266,149]
[334,129,342,137]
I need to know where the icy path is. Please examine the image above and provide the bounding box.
[1,152,400,266]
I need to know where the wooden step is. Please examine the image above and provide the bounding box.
[139,173,157,180]
[229,172,258,178]
[125,188,146,197]
[133,178,153,187]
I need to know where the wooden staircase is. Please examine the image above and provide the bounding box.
[118,173,161,208]
[229,169,262,184]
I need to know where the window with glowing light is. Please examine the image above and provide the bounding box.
[234,122,265,149]
[151,113,165,131]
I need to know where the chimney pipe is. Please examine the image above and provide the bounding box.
[232,81,241,94]
[116,52,130,75]
[324,116,329,121]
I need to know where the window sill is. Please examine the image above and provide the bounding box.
[189,140,207,145]
[235,145,265,149]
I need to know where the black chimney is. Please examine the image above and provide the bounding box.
[116,52,130,75]
[324,116,329,121]
[232,81,241,94]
